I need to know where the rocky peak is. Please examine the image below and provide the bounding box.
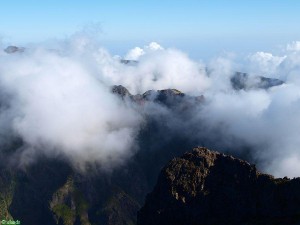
[111,85,132,99]
[231,72,284,90]
[156,89,184,101]
[111,85,203,109]
[138,147,300,225]
[158,89,184,96]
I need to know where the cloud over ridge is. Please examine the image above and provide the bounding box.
[1,37,300,177]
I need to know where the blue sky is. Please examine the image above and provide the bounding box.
[1,0,300,58]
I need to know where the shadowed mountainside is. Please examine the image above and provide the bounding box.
[138,147,300,225]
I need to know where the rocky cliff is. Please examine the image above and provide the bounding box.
[138,147,300,225]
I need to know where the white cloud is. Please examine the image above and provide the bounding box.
[125,47,144,60]
[125,42,164,60]
[269,155,300,178]
[146,42,164,51]
[287,41,300,51]
[0,45,143,170]
[247,52,286,76]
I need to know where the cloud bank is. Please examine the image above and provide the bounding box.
[1,36,300,177]
[0,43,143,170]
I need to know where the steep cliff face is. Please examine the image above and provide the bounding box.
[138,147,300,225]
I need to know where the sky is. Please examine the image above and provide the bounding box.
[1,0,300,58]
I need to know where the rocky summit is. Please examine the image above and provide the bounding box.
[138,147,300,225]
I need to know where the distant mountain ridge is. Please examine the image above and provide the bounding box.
[231,72,284,90]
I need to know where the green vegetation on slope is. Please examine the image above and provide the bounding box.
[50,176,91,225]
[0,170,16,220]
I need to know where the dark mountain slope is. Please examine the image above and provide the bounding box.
[138,147,300,225]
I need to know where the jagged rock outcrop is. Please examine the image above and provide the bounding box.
[138,147,300,225]
[112,85,133,99]
[111,85,204,108]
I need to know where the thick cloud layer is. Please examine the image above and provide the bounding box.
[1,37,300,177]
[199,45,300,178]
[0,43,144,170]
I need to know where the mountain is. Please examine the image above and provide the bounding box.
[231,72,284,90]
[138,147,300,225]
[0,86,203,225]
[3,46,25,54]
[0,84,288,225]
[120,60,138,66]
[111,85,204,107]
